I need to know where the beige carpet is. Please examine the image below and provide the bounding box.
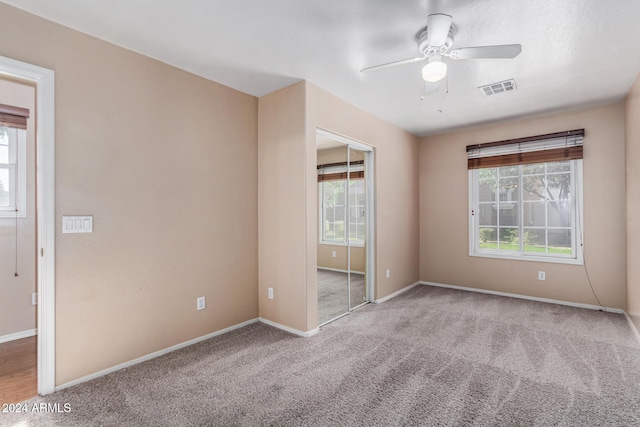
[5,285,640,426]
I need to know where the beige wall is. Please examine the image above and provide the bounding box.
[0,78,36,337]
[627,72,640,325]
[0,3,258,385]
[317,245,365,273]
[257,82,308,332]
[420,103,627,309]
[258,82,420,333]
[317,146,365,164]
[307,82,421,313]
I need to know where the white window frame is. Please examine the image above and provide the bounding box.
[469,159,584,265]
[0,126,27,218]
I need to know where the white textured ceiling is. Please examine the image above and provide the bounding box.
[2,0,640,136]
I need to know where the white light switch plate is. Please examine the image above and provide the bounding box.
[62,215,93,233]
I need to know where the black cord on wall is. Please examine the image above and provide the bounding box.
[576,189,603,309]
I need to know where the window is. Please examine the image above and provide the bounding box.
[319,163,365,245]
[0,126,26,218]
[468,130,584,264]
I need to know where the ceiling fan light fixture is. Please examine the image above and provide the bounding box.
[422,59,447,82]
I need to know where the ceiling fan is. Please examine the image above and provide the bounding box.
[361,13,522,83]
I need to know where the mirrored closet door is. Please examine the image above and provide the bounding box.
[317,132,373,326]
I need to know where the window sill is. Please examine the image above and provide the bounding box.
[319,241,365,248]
[469,250,584,265]
[0,214,27,220]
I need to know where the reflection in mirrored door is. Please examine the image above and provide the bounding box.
[317,143,350,324]
[317,133,372,326]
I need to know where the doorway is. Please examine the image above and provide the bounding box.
[0,55,56,396]
[316,130,374,326]
[0,77,37,403]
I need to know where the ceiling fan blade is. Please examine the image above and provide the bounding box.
[427,13,453,46]
[447,44,522,60]
[360,55,427,73]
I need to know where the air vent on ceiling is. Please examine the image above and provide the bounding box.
[479,79,517,96]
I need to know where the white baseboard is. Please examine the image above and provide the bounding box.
[373,281,421,304]
[420,281,624,314]
[317,267,365,275]
[259,318,319,337]
[56,316,321,392]
[0,328,37,344]
[56,318,259,391]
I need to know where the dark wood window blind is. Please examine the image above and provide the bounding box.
[0,103,30,130]
[466,129,584,169]
[317,160,364,182]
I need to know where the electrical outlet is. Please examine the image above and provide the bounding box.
[386,269,390,279]
[538,271,546,281]
[332,251,336,258]
[31,293,37,306]
[196,296,206,310]
[268,287,274,300]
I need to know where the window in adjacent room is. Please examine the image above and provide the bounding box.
[318,162,365,245]
[468,129,584,264]
[0,125,27,218]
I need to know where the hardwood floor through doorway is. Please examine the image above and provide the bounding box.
[0,336,37,404]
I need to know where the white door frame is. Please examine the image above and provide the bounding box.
[0,55,56,395]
